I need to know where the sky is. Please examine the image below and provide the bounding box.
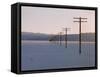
[21,6,95,34]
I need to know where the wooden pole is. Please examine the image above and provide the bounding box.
[73,17,87,54]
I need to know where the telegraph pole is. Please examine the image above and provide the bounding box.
[63,28,70,48]
[59,32,62,45]
[73,17,87,54]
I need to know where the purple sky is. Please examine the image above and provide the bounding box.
[21,6,95,34]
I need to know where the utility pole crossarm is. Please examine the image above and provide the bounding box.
[63,28,71,48]
[74,17,87,19]
[73,17,87,54]
[74,21,87,22]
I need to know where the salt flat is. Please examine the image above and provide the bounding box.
[21,40,95,71]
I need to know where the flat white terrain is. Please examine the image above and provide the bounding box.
[21,40,95,71]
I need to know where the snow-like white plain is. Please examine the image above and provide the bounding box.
[21,40,95,71]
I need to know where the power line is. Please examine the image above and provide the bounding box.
[63,28,70,48]
[59,32,62,45]
[73,17,87,54]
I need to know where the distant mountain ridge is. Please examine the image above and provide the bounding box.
[22,32,51,40]
[22,32,95,42]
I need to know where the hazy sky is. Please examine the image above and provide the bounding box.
[21,6,95,34]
